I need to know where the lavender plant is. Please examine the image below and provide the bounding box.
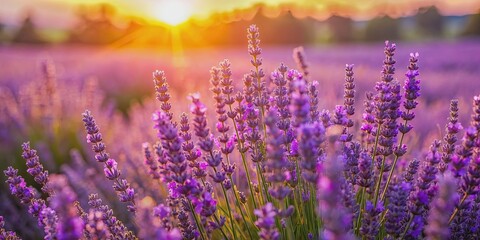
[2,24,480,240]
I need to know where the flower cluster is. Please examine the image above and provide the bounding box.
[3,24,480,240]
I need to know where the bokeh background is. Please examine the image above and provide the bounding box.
[1,0,480,237]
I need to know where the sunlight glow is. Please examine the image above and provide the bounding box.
[154,1,192,26]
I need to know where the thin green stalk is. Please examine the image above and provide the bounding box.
[380,115,411,202]
[211,162,237,240]
[254,163,266,206]
[371,123,383,166]
[213,214,229,240]
[369,122,382,205]
[449,192,469,224]
[220,137,254,239]
[400,213,414,239]
[219,182,237,240]
[226,102,258,210]
[188,199,207,240]
[229,175,254,239]
[355,187,366,235]
[373,155,386,206]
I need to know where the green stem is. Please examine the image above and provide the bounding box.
[226,101,258,210]
[213,214,229,240]
[373,155,386,206]
[380,114,411,202]
[449,192,469,224]
[355,187,366,235]
[400,213,414,239]
[188,199,207,240]
[211,162,237,240]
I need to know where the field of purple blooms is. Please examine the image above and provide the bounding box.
[1,25,480,239]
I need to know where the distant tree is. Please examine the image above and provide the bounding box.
[68,3,125,45]
[463,10,480,36]
[247,6,315,45]
[415,6,444,37]
[327,15,354,42]
[364,15,401,41]
[0,22,7,43]
[12,12,45,44]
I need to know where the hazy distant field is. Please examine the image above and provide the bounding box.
[1,39,479,130]
[1,34,480,239]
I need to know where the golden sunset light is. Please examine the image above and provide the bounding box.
[151,0,193,26]
[1,0,480,239]
[1,0,479,29]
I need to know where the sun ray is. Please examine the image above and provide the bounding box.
[153,1,192,26]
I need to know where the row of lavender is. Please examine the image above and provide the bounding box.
[2,24,480,239]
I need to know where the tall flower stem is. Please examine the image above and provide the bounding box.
[371,125,383,206]
[448,192,470,224]
[187,199,207,240]
[210,157,237,240]
[380,117,409,201]
[226,102,258,210]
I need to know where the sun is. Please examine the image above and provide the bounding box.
[154,1,192,26]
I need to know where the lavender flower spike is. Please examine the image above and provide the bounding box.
[425,173,458,240]
[254,203,279,240]
[49,174,84,240]
[293,46,309,79]
[318,156,355,240]
[0,216,21,240]
[22,141,51,194]
[82,110,136,213]
[439,99,461,173]
[153,70,173,120]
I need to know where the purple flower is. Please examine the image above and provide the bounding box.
[308,81,320,123]
[450,126,476,178]
[0,216,21,239]
[406,141,441,238]
[4,166,36,204]
[22,142,50,194]
[193,191,217,218]
[360,92,375,146]
[344,64,356,117]
[153,70,173,120]
[357,152,374,189]
[360,201,383,240]
[40,207,58,240]
[143,142,161,179]
[254,203,279,240]
[219,59,235,107]
[87,194,133,239]
[385,181,411,238]
[403,158,420,184]
[154,204,171,219]
[271,66,293,146]
[425,173,458,240]
[49,175,84,240]
[82,110,136,212]
[344,142,360,185]
[293,46,309,79]
[153,110,189,186]
[333,105,349,127]
[189,94,215,154]
[298,122,325,183]
[318,156,354,240]
[290,76,310,128]
[265,110,292,200]
[247,25,268,112]
[84,210,111,239]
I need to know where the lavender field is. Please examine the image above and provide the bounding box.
[1,23,480,239]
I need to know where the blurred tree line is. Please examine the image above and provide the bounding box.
[0,4,479,46]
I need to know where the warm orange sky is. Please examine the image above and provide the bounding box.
[1,0,479,28]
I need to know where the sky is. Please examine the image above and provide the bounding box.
[1,0,479,29]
